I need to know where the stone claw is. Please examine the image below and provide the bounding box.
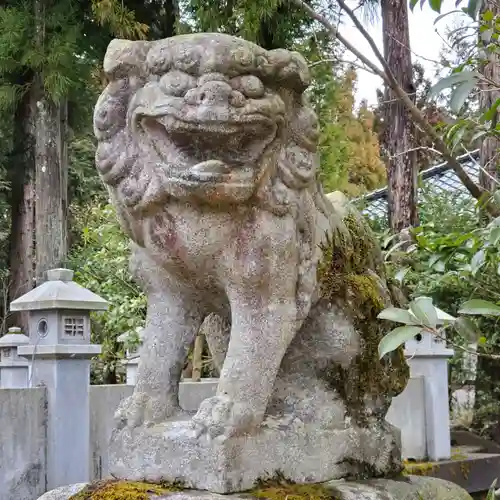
[190,395,257,439]
[114,392,180,429]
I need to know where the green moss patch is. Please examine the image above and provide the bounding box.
[250,478,339,500]
[69,479,182,500]
[318,207,409,425]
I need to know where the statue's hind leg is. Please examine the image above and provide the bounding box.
[115,244,204,428]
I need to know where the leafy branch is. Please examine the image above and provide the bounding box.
[291,0,497,215]
[377,296,500,361]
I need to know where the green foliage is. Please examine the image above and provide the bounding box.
[412,0,483,18]
[377,297,456,358]
[185,0,317,49]
[311,68,386,196]
[68,204,146,384]
[372,189,500,435]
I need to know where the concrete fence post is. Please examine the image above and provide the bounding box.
[13,268,108,491]
[405,330,454,461]
[0,327,30,388]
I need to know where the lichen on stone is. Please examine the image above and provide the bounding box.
[68,479,181,500]
[250,476,339,500]
[317,205,410,425]
[402,461,437,477]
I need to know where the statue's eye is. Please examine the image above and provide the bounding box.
[159,70,196,97]
[234,75,265,98]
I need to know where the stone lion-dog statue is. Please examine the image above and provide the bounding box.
[94,33,409,493]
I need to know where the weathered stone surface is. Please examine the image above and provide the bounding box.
[38,477,472,499]
[110,416,400,493]
[37,483,88,500]
[94,32,409,492]
[332,476,473,499]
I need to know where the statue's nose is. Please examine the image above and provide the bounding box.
[185,80,234,106]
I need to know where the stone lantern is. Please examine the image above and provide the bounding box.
[11,268,108,490]
[0,326,30,388]
[11,268,108,348]
[405,329,454,461]
[117,328,144,385]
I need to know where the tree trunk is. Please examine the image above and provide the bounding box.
[479,0,500,191]
[473,0,500,441]
[33,0,68,285]
[34,88,68,284]
[381,0,418,232]
[7,86,37,333]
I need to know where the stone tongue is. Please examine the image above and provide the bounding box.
[189,160,230,175]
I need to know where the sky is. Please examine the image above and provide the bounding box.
[340,1,463,106]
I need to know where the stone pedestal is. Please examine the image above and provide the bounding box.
[109,417,401,494]
[37,476,473,500]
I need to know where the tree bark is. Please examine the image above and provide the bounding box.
[479,0,500,191]
[381,0,418,232]
[473,0,500,441]
[33,0,68,285]
[8,85,37,333]
[33,88,68,284]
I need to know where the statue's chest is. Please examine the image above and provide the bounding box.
[142,205,244,275]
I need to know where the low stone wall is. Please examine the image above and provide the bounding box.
[89,384,133,481]
[0,377,434,497]
[386,376,426,460]
[88,378,218,481]
[0,388,47,500]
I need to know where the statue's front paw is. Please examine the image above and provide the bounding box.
[191,395,258,439]
[115,392,180,429]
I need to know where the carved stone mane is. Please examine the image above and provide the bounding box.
[95,33,409,494]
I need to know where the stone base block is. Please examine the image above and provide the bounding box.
[108,417,401,494]
[38,476,473,499]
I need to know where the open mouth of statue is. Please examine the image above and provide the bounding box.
[140,112,279,183]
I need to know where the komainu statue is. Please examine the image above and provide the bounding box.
[94,33,409,493]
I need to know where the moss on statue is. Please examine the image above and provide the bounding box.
[317,206,409,427]
[68,480,182,500]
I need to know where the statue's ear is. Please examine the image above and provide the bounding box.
[103,39,151,80]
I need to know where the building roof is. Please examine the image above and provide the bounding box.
[355,150,480,221]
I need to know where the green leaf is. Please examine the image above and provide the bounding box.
[435,307,456,324]
[465,0,482,19]
[410,0,419,10]
[482,97,500,123]
[377,307,420,325]
[459,299,500,316]
[454,316,480,342]
[428,71,480,99]
[394,267,410,285]
[483,9,494,22]
[410,297,438,328]
[379,326,424,359]
[450,79,476,113]
[470,249,486,276]
[429,0,442,12]
[489,227,500,245]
